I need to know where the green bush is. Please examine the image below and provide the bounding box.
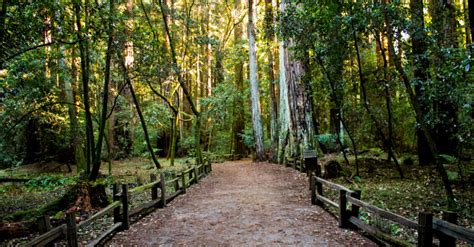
[25,175,76,191]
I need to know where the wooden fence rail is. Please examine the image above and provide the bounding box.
[25,162,212,247]
[308,174,474,247]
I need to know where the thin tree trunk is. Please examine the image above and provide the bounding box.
[374,32,404,178]
[74,0,95,175]
[159,0,203,164]
[117,51,162,169]
[90,0,114,180]
[383,6,455,205]
[352,23,403,178]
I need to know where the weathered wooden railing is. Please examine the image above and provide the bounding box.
[25,162,212,247]
[308,175,474,246]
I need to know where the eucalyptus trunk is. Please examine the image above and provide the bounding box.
[277,0,291,164]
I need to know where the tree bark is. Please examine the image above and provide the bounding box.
[232,0,246,157]
[90,0,115,180]
[74,0,95,175]
[410,0,433,165]
[248,0,265,161]
[265,0,279,162]
[277,0,291,164]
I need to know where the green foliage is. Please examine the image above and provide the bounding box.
[25,175,76,191]
[316,134,347,153]
[240,126,255,149]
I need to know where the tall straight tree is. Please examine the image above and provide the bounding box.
[284,1,315,158]
[264,0,279,162]
[248,0,265,161]
[410,0,433,164]
[90,0,115,180]
[277,0,291,164]
[232,0,246,156]
[73,0,95,175]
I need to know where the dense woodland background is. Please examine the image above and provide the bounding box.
[0,0,473,229]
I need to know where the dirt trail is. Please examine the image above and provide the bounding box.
[108,160,374,246]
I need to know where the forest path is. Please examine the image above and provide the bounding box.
[107,160,374,246]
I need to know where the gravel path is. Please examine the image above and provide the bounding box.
[108,160,375,246]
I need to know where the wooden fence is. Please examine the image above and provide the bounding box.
[25,162,212,247]
[308,174,474,246]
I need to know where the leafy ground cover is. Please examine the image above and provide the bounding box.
[0,157,192,245]
[319,151,474,244]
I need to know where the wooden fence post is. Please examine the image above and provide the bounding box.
[310,174,316,205]
[174,172,179,192]
[350,190,361,218]
[66,212,77,247]
[439,212,457,247]
[181,171,186,194]
[418,212,433,247]
[37,215,51,234]
[37,215,53,247]
[338,190,348,228]
[160,172,166,208]
[194,165,199,183]
[150,174,158,200]
[315,180,323,206]
[113,184,120,223]
[188,168,193,184]
[121,184,129,230]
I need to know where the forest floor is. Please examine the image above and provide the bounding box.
[108,160,375,246]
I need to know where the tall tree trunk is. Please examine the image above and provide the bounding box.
[286,39,315,158]
[232,0,246,157]
[69,45,84,171]
[74,0,95,175]
[248,0,265,161]
[410,0,433,165]
[277,0,291,164]
[265,0,279,162]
